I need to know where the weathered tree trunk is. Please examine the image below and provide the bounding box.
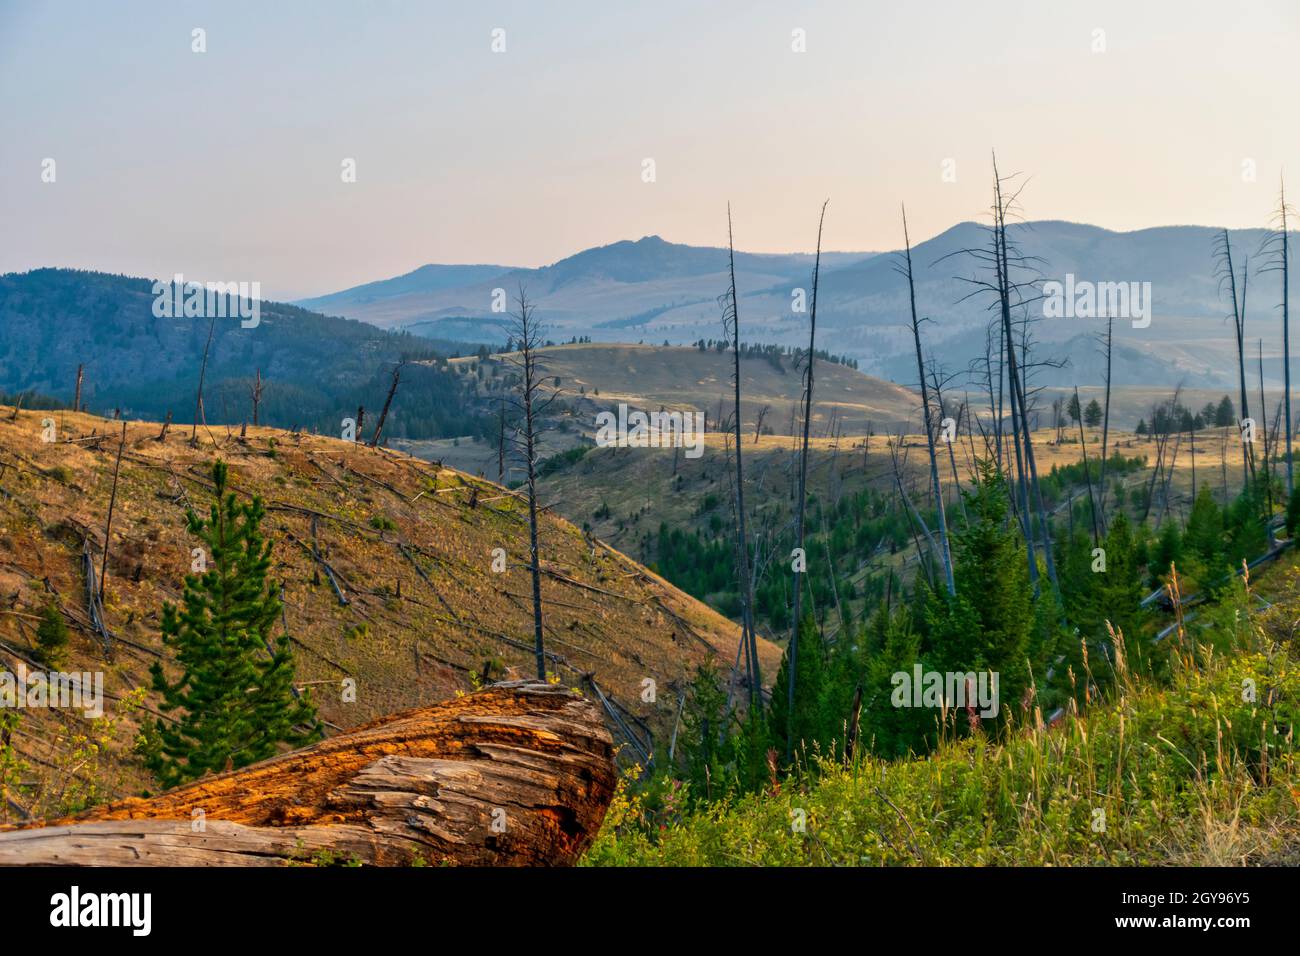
[370,362,403,448]
[901,204,954,596]
[1220,230,1253,488]
[1281,180,1293,497]
[723,204,761,710]
[192,312,217,442]
[0,682,615,867]
[786,200,828,758]
[1097,314,1114,534]
[250,368,263,427]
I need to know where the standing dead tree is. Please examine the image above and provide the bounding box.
[1073,386,1100,545]
[249,368,264,427]
[1094,313,1115,533]
[719,204,762,710]
[192,302,217,442]
[784,200,828,757]
[1261,178,1295,497]
[1216,229,1254,489]
[505,287,555,680]
[944,155,1056,591]
[370,359,405,447]
[898,204,954,595]
[496,394,507,485]
[1258,339,1275,519]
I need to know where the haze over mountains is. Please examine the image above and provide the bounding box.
[298,221,1295,390]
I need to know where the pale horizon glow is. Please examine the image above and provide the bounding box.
[2,0,1297,300]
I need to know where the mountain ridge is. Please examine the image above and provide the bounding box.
[292,220,1294,389]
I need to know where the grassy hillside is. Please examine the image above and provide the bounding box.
[508,343,918,433]
[536,417,1274,647]
[401,343,920,477]
[0,407,779,821]
[585,591,1300,866]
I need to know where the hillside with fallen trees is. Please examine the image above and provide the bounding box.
[0,407,779,822]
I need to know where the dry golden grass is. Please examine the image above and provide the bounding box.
[0,407,779,807]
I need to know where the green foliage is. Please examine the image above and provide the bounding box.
[671,661,772,798]
[1083,398,1102,427]
[1216,394,1236,427]
[1287,484,1300,539]
[0,711,24,825]
[1183,485,1225,573]
[1040,451,1145,506]
[585,643,1300,866]
[141,460,321,788]
[767,616,830,760]
[537,444,590,477]
[1151,520,1183,586]
[35,602,70,669]
[925,463,1035,716]
[650,485,914,636]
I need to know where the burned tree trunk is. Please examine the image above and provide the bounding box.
[1218,229,1253,488]
[900,204,954,595]
[1096,314,1114,533]
[370,361,404,448]
[507,288,549,680]
[250,368,264,427]
[721,204,762,709]
[192,313,217,442]
[0,682,615,867]
[786,200,828,756]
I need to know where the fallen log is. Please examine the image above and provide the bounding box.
[0,681,615,867]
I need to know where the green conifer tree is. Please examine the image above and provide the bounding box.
[768,614,828,764]
[1184,485,1226,571]
[35,602,70,669]
[862,606,933,758]
[1084,399,1103,427]
[143,460,321,788]
[925,462,1036,721]
[1287,484,1300,538]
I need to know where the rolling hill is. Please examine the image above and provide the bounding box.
[295,235,877,342]
[391,343,921,478]
[0,407,778,817]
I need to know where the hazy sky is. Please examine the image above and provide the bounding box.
[3,0,1297,299]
